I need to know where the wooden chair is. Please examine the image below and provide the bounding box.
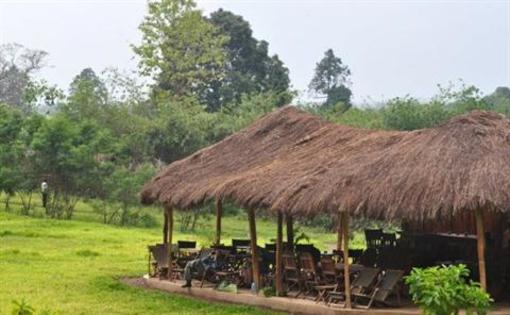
[353,269,404,309]
[365,229,383,249]
[327,267,380,307]
[299,252,321,298]
[320,256,338,284]
[148,244,166,277]
[148,243,181,279]
[283,253,302,296]
[382,233,397,248]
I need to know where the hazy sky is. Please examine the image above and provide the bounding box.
[1,0,509,103]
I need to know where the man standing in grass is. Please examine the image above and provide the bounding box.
[41,179,48,209]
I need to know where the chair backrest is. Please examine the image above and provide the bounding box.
[382,233,397,247]
[320,256,336,275]
[150,243,177,268]
[232,239,251,249]
[295,244,321,265]
[282,253,298,270]
[177,240,196,249]
[265,243,276,251]
[359,248,377,267]
[373,269,404,302]
[351,268,380,294]
[349,249,364,263]
[299,252,317,274]
[365,229,383,248]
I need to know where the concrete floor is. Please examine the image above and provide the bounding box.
[126,277,510,315]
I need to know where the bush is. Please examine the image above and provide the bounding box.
[405,264,493,315]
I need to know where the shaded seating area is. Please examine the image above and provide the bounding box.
[140,107,510,311]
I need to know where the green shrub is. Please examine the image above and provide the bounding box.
[261,286,275,297]
[11,299,34,315]
[405,264,492,315]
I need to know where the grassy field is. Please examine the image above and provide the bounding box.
[0,196,363,314]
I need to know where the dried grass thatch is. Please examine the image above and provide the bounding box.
[141,107,510,221]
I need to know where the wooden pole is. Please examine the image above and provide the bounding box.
[166,207,174,280]
[475,208,487,291]
[248,208,261,291]
[163,210,169,244]
[275,211,283,296]
[337,212,343,253]
[342,211,352,308]
[286,215,294,251]
[215,199,222,245]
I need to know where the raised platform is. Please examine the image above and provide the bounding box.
[126,277,510,315]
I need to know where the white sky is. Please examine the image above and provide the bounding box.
[0,0,509,103]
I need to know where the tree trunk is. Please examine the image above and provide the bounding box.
[248,208,260,291]
[286,215,294,251]
[342,211,352,308]
[215,199,222,245]
[475,208,487,291]
[275,211,283,296]
[166,207,174,280]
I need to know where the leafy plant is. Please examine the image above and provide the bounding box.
[11,299,34,315]
[261,286,276,297]
[405,264,492,315]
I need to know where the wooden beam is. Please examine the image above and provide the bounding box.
[337,212,343,253]
[248,208,261,291]
[286,215,294,251]
[166,207,174,280]
[275,212,283,296]
[163,210,169,244]
[475,208,487,291]
[215,199,222,245]
[342,211,352,308]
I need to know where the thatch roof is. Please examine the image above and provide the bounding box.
[141,107,510,221]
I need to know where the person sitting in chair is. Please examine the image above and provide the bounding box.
[182,250,217,288]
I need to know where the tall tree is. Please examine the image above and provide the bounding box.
[0,43,48,112]
[63,68,108,121]
[206,9,291,110]
[309,49,352,108]
[133,0,228,99]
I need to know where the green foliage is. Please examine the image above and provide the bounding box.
[405,265,493,315]
[382,96,452,131]
[261,286,276,297]
[134,0,228,98]
[206,9,291,110]
[309,49,352,108]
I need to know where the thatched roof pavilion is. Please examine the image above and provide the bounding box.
[142,107,510,219]
[141,106,510,299]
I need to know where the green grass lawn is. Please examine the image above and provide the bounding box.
[0,196,365,314]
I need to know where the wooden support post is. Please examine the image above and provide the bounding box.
[275,211,283,296]
[166,207,174,280]
[163,210,169,244]
[342,211,352,308]
[248,208,261,291]
[337,212,343,253]
[286,215,294,251]
[215,199,222,246]
[475,208,487,291]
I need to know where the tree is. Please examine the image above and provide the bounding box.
[309,49,352,109]
[133,0,228,99]
[63,68,108,120]
[0,43,48,112]
[205,9,291,110]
